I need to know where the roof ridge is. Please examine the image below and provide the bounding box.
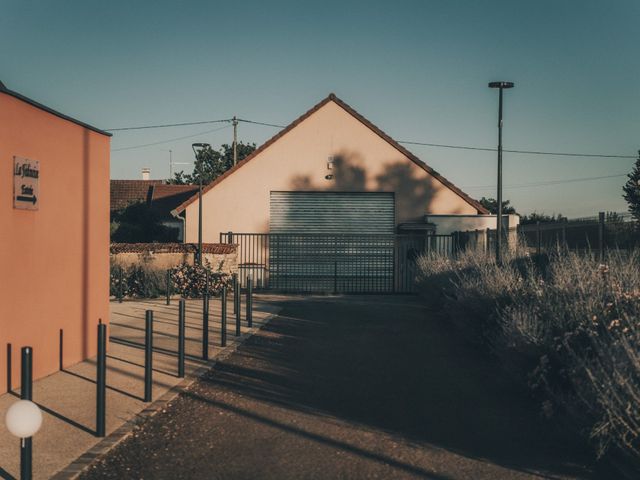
[0,84,112,137]
[326,95,488,213]
[173,94,337,214]
[173,94,488,214]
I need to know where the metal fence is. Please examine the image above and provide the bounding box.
[453,212,639,257]
[220,232,452,293]
[518,212,639,255]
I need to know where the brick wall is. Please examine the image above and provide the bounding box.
[110,243,237,274]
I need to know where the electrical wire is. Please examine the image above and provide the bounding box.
[236,118,286,128]
[105,116,286,132]
[463,173,629,190]
[106,119,231,132]
[399,140,636,159]
[111,125,232,152]
[105,116,636,159]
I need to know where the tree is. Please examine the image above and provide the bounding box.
[479,197,517,214]
[622,150,640,223]
[520,212,567,225]
[169,142,256,185]
[111,201,179,243]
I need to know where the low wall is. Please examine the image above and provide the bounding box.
[110,243,238,274]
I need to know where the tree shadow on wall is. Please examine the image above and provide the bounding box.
[289,151,467,222]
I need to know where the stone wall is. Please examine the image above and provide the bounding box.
[110,243,237,274]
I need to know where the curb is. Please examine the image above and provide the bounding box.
[50,313,276,480]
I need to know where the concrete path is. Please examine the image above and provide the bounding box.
[79,295,603,480]
[0,295,279,480]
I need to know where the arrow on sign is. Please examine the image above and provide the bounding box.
[16,195,37,204]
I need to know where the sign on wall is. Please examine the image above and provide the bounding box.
[13,156,39,210]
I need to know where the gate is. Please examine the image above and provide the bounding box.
[220,232,452,293]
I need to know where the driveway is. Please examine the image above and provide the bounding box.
[80,295,600,479]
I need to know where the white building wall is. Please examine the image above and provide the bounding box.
[425,214,520,235]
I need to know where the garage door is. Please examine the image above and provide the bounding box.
[270,191,395,233]
[269,192,396,292]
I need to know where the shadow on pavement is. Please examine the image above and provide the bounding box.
[200,295,597,479]
[183,389,455,480]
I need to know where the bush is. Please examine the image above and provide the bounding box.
[110,264,163,298]
[169,261,231,298]
[110,260,231,299]
[417,247,640,467]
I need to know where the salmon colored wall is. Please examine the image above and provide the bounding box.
[185,100,477,241]
[0,93,110,394]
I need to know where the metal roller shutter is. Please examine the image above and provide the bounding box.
[270,191,395,234]
[269,192,396,292]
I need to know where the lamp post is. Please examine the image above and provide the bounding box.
[191,143,211,266]
[488,81,514,264]
[5,347,42,480]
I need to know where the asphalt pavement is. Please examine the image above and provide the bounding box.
[79,295,603,480]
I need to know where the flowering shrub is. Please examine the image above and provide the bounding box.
[110,260,231,299]
[110,264,163,298]
[169,261,231,298]
[417,247,640,468]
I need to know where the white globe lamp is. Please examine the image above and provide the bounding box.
[5,400,42,439]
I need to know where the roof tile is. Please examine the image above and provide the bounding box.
[110,243,236,254]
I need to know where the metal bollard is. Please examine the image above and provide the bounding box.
[6,343,11,393]
[21,346,33,480]
[20,347,33,401]
[202,294,209,360]
[178,300,186,378]
[221,286,227,347]
[166,269,171,305]
[144,311,153,402]
[59,329,64,371]
[234,277,241,337]
[246,276,253,328]
[118,266,124,303]
[232,273,238,315]
[96,321,107,437]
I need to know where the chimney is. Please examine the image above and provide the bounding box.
[142,168,150,180]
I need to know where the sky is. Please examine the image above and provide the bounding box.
[1,0,638,217]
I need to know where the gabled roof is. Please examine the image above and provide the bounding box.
[110,180,164,212]
[0,81,112,137]
[150,184,201,219]
[111,180,199,219]
[174,94,488,214]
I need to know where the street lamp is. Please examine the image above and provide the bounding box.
[488,81,514,264]
[192,143,211,266]
[5,346,42,480]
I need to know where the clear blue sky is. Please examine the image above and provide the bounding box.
[2,0,638,217]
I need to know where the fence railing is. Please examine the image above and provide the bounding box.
[220,232,453,293]
[453,212,639,257]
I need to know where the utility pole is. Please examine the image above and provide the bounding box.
[232,116,238,166]
[488,81,514,264]
[192,143,211,266]
[168,149,173,179]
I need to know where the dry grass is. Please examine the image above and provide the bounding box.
[417,247,640,466]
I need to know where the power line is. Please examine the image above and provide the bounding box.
[463,173,628,190]
[105,117,285,132]
[104,115,636,159]
[112,125,232,152]
[399,140,636,159]
[236,118,286,128]
[106,119,231,132]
